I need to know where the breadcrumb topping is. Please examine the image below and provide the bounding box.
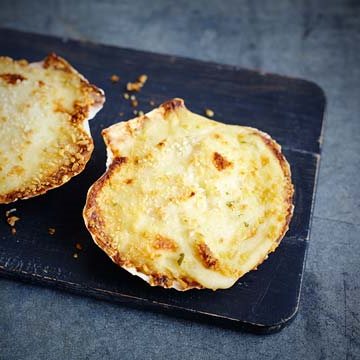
[0,53,105,204]
[84,98,294,291]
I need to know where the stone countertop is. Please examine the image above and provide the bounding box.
[0,1,359,359]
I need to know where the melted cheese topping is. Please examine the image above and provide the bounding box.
[0,54,104,203]
[84,99,293,290]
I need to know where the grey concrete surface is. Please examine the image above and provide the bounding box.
[0,0,359,359]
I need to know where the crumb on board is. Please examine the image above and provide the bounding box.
[110,74,120,83]
[126,74,148,92]
[5,210,19,234]
[126,81,142,92]
[73,253,78,259]
[7,216,20,227]
[138,74,148,84]
[123,93,129,100]
[75,243,83,250]
[48,227,56,235]
[119,112,124,116]
[205,108,214,117]
[131,99,138,107]
[133,109,138,115]
[149,100,155,106]
[138,110,144,116]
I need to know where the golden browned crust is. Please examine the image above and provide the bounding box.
[153,234,178,251]
[83,156,203,290]
[0,53,105,204]
[150,274,173,287]
[253,131,294,257]
[43,52,73,72]
[0,73,26,84]
[0,139,93,204]
[161,98,185,114]
[212,152,233,171]
[83,99,294,291]
[196,242,219,270]
[84,157,128,250]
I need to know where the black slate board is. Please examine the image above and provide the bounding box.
[0,28,326,334]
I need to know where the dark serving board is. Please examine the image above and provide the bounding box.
[0,28,326,334]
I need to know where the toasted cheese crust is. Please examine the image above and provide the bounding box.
[84,99,294,290]
[0,53,105,203]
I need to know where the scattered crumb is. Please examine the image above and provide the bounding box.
[110,74,120,83]
[149,100,155,106]
[126,81,142,92]
[119,112,124,116]
[5,210,19,234]
[48,227,56,235]
[131,99,138,107]
[130,94,136,100]
[75,243,83,250]
[126,74,148,92]
[138,74,148,84]
[7,216,20,227]
[5,208,16,217]
[133,110,138,115]
[73,253,78,259]
[205,108,214,117]
[138,110,144,116]
[123,93,129,100]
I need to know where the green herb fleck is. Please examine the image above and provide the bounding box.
[244,222,249,227]
[177,253,185,266]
